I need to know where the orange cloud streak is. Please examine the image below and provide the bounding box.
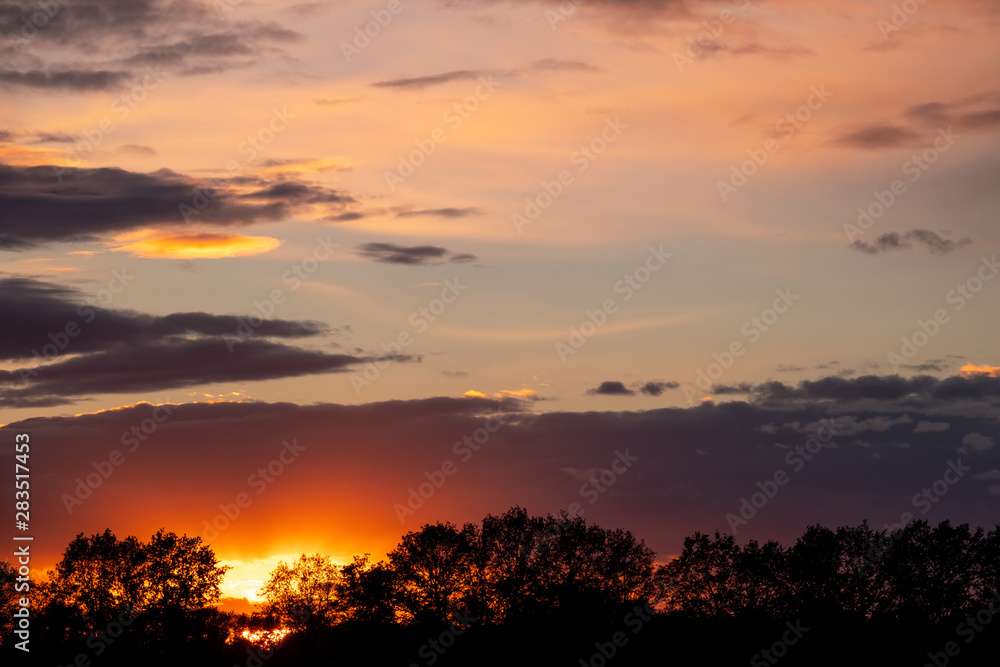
[111,232,282,259]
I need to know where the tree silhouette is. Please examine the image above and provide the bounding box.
[387,522,475,626]
[338,554,396,624]
[9,512,1000,665]
[258,554,340,632]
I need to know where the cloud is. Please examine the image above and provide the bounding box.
[640,381,679,396]
[972,469,1000,481]
[372,70,488,90]
[587,381,635,396]
[0,276,420,406]
[4,394,999,571]
[960,364,1000,377]
[721,373,1000,411]
[28,132,77,144]
[0,0,301,91]
[110,231,282,259]
[0,276,329,363]
[356,242,476,266]
[371,59,599,91]
[0,164,354,249]
[914,421,950,433]
[729,44,814,59]
[906,97,1000,130]
[0,338,401,407]
[833,124,920,149]
[960,433,995,452]
[849,230,971,255]
[776,364,805,372]
[117,144,158,156]
[394,208,482,219]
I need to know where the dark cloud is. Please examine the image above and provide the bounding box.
[850,229,971,255]
[327,211,365,222]
[712,382,754,395]
[729,44,815,59]
[587,381,635,396]
[3,393,998,573]
[395,208,482,219]
[0,277,416,406]
[0,277,328,363]
[775,364,805,372]
[245,181,352,204]
[0,164,353,249]
[372,70,487,90]
[371,59,599,91]
[0,130,13,142]
[356,242,477,266]
[722,373,1000,410]
[907,98,1000,130]
[0,68,131,91]
[0,338,397,407]
[903,361,947,373]
[527,58,601,73]
[833,124,920,149]
[0,0,301,91]
[28,132,77,144]
[640,381,679,396]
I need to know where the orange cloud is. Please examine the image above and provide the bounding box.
[0,145,68,166]
[111,232,281,259]
[959,364,1000,377]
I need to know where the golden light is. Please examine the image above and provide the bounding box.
[462,390,489,399]
[959,364,1000,377]
[111,231,282,259]
[239,628,291,648]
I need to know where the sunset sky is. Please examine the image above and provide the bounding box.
[1,0,999,610]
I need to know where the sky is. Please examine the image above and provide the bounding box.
[1,0,998,611]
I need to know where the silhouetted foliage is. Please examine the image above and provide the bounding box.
[4,512,1000,667]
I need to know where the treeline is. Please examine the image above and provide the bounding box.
[2,508,999,666]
